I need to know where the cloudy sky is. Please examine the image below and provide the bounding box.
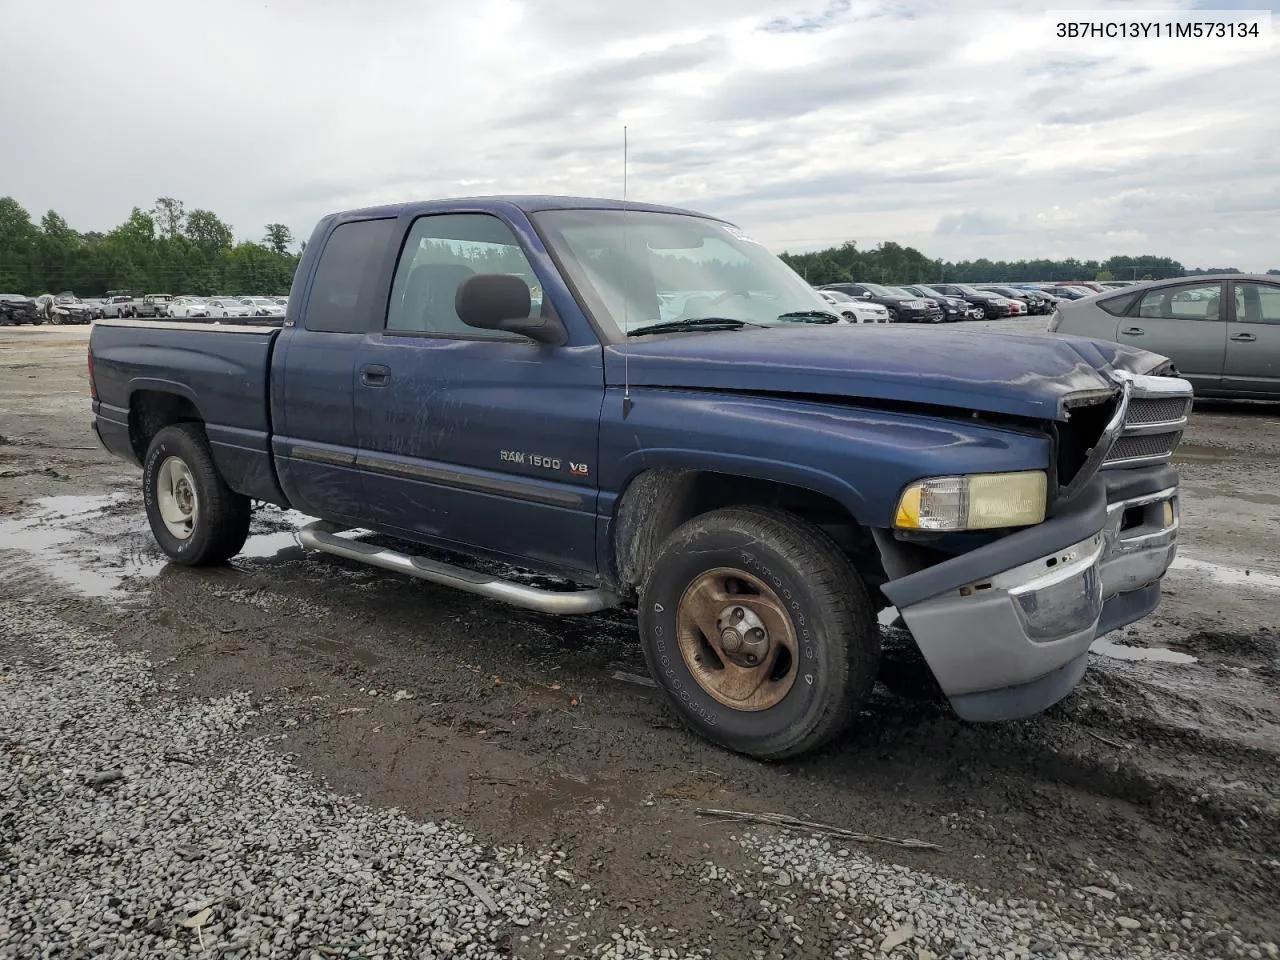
[2,0,1277,268]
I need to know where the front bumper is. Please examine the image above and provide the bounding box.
[880,465,1179,722]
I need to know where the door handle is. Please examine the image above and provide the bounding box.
[1121,327,1144,336]
[1230,332,1257,342]
[360,364,391,386]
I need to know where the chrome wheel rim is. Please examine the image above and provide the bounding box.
[676,567,799,711]
[156,456,198,540]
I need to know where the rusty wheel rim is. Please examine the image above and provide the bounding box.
[675,567,799,711]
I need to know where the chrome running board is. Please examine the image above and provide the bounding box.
[297,521,617,615]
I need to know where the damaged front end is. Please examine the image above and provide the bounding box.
[880,367,1192,722]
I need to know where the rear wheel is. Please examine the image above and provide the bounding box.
[971,305,986,320]
[638,507,879,759]
[143,423,251,565]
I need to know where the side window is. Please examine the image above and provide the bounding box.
[1136,283,1222,321]
[1234,282,1280,324]
[386,214,539,338]
[305,218,397,333]
[1097,291,1140,317]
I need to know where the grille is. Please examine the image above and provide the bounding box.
[1105,432,1182,464]
[1125,396,1190,425]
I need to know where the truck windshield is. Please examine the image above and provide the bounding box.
[533,209,836,338]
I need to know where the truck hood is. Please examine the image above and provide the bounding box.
[604,325,1165,421]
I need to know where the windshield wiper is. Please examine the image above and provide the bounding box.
[627,317,763,337]
[775,311,840,324]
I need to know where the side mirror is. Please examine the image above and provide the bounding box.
[861,291,872,298]
[455,274,567,346]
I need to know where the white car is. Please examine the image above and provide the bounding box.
[997,296,1027,316]
[168,297,211,319]
[819,290,891,323]
[207,298,252,318]
[239,297,285,318]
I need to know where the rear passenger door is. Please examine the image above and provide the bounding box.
[1116,281,1226,393]
[271,216,398,523]
[1224,280,1280,395]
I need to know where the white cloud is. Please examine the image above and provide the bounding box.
[0,0,1277,267]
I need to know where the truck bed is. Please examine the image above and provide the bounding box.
[89,318,286,505]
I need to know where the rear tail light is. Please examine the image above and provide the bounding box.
[87,348,97,400]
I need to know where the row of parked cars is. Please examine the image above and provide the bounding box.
[813,279,1146,323]
[99,293,290,320]
[0,292,290,325]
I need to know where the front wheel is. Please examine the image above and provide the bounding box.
[639,507,879,760]
[143,424,251,565]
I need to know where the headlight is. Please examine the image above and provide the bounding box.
[895,471,1047,531]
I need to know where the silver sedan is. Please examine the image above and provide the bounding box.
[1049,273,1280,399]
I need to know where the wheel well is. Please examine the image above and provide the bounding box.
[129,390,203,462]
[611,468,883,599]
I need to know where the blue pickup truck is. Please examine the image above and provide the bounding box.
[88,196,1192,758]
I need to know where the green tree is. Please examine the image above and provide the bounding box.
[1095,269,1114,282]
[263,223,293,255]
[152,197,186,239]
[185,209,234,254]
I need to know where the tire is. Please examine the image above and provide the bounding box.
[887,308,899,323]
[638,506,879,760]
[142,423,251,566]
[971,306,985,320]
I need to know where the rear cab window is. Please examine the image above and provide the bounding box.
[304,218,398,333]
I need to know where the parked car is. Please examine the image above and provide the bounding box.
[1049,274,1280,399]
[168,297,211,319]
[0,294,41,325]
[819,282,943,323]
[923,284,1013,320]
[89,194,1191,760]
[1037,285,1092,300]
[976,285,1053,315]
[897,285,973,321]
[38,292,95,324]
[99,295,135,319]
[207,298,252,319]
[128,294,173,318]
[239,296,286,318]
[818,289,891,323]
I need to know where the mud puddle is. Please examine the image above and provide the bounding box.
[0,495,313,600]
[1090,635,1197,664]
[1169,555,1280,590]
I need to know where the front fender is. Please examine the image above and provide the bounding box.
[598,388,1051,527]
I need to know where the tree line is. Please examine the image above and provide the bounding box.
[0,196,302,297]
[2,196,1275,297]
[778,240,1278,286]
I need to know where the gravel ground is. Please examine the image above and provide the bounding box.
[0,598,554,959]
[7,597,1275,959]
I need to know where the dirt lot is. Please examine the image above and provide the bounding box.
[2,323,1278,957]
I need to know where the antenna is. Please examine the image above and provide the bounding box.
[621,124,633,419]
